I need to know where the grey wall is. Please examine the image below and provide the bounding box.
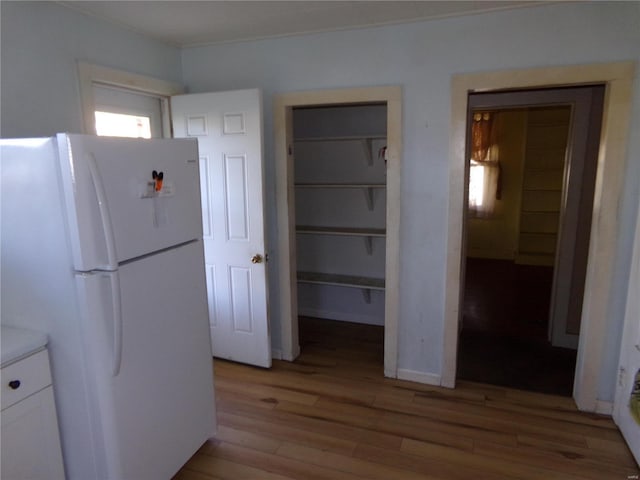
[0,1,182,137]
[181,1,640,402]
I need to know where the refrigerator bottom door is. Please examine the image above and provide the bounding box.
[80,241,215,480]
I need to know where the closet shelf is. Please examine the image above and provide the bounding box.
[295,184,384,211]
[295,183,385,188]
[296,226,386,237]
[294,135,386,142]
[297,271,385,291]
[295,135,386,166]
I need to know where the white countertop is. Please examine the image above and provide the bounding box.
[1,326,48,367]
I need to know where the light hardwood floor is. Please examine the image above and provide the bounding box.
[174,318,638,479]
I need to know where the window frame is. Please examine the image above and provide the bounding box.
[77,62,183,138]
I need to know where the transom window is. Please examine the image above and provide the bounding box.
[94,111,152,138]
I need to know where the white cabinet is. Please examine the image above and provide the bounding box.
[1,329,65,480]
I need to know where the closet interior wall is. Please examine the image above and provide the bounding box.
[293,104,388,326]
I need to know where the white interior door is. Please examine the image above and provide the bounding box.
[614,201,640,465]
[171,89,271,368]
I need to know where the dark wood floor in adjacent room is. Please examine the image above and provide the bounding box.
[173,317,637,480]
[458,258,577,396]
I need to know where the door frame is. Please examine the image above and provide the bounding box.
[274,86,402,378]
[466,87,603,351]
[442,62,635,412]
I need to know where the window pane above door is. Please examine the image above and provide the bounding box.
[95,111,152,138]
[92,84,163,138]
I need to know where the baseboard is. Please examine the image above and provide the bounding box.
[397,368,442,386]
[272,345,300,362]
[595,400,613,416]
[298,307,384,326]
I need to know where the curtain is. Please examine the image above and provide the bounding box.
[469,112,501,218]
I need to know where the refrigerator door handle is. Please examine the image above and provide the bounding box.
[75,271,123,377]
[87,153,118,270]
[109,271,123,377]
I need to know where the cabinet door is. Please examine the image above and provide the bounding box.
[1,386,65,480]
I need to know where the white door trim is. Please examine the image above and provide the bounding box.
[77,62,183,137]
[274,86,402,378]
[442,62,635,412]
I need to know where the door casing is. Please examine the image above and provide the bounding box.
[443,62,635,412]
[274,86,402,378]
[465,86,604,351]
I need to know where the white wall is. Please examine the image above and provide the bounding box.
[0,1,182,137]
[182,2,640,402]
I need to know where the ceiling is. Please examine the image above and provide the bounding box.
[58,1,543,48]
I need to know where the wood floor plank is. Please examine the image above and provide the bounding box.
[376,391,591,448]
[519,433,635,465]
[172,465,224,480]
[215,376,319,406]
[401,438,585,480]
[212,425,282,454]
[217,411,358,455]
[353,443,514,480]
[183,453,296,480]
[374,412,483,450]
[173,318,638,479]
[217,399,402,450]
[205,441,366,480]
[277,442,439,480]
[477,437,637,480]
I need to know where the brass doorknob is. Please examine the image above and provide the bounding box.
[251,254,263,264]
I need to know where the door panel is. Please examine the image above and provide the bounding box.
[171,89,271,368]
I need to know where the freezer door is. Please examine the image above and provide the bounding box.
[57,134,203,271]
[76,241,215,480]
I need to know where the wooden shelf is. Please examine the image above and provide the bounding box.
[294,135,386,142]
[294,135,386,166]
[295,184,385,211]
[296,226,385,255]
[296,226,386,237]
[295,183,385,188]
[297,271,385,290]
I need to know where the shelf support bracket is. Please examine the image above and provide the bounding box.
[364,236,373,255]
[361,288,372,304]
[363,187,375,211]
[362,138,374,166]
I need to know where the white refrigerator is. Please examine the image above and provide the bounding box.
[1,134,216,479]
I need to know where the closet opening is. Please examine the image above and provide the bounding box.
[292,103,388,366]
[456,86,605,396]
